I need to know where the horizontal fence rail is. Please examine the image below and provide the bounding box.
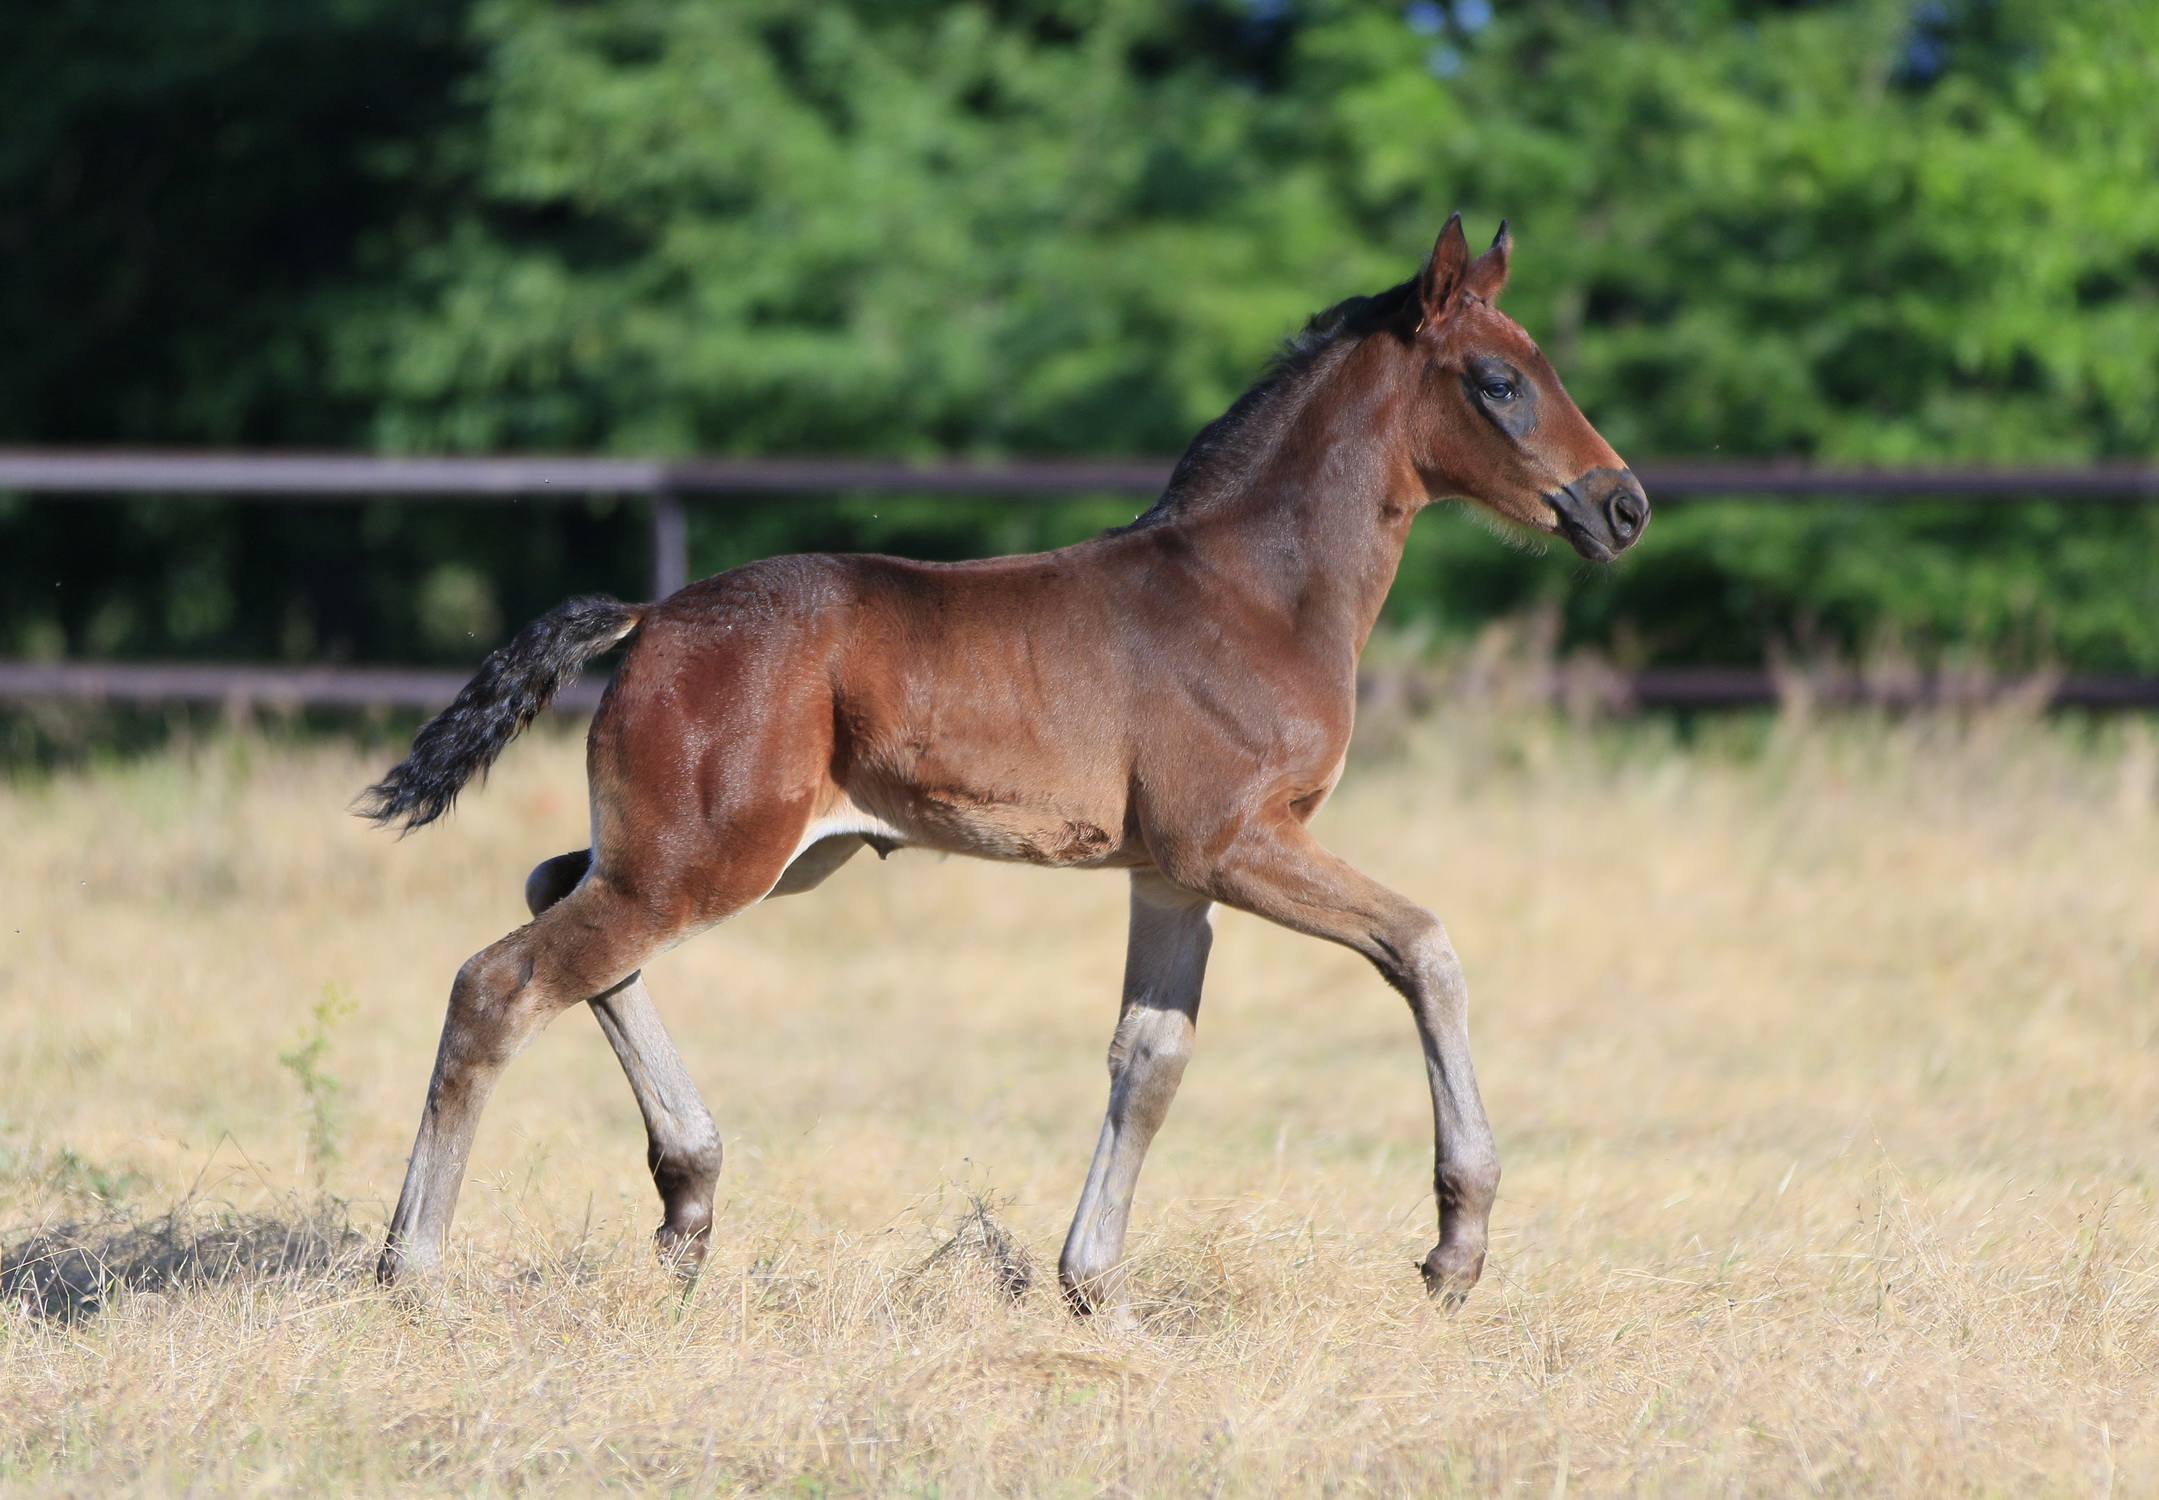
[0,451,1176,496]
[4,660,2155,714]
[0,661,604,713]
[1619,669,2159,710]
[9,449,2157,598]
[3,448,2156,715]
[4,448,2159,498]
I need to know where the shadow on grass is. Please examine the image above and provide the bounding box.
[0,1198,366,1321]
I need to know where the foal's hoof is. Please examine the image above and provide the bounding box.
[1059,1268,1137,1327]
[1419,1246,1485,1309]
[655,1223,711,1281]
[375,1237,436,1288]
[1064,1290,1140,1330]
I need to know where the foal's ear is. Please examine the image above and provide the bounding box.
[1417,213,1471,328]
[1464,220,1510,302]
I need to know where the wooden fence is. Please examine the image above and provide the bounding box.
[3,449,2156,711]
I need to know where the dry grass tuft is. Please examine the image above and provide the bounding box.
[918,1192,1035,1303]
[0,700,2156,1494]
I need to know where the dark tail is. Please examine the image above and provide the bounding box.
[356,595,643,833]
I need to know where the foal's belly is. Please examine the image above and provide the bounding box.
[795,783,1139,871]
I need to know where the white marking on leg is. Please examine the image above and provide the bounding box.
[1060,869,1213,1319]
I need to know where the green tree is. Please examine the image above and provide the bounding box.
[6,0,2159,675]
[341,0,2159,468]
[334,0,1376,456]
[1328,0,2159,463]
[0,0,473,444]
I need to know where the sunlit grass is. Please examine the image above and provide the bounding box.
[2,701,2156,1494]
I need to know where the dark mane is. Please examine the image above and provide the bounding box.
[1112,278,1418,533]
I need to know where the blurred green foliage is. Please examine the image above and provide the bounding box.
[3,0,2157,670]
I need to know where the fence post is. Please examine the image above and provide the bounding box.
[651,490,688,600]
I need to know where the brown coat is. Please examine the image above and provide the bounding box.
[366,215,1649,1313]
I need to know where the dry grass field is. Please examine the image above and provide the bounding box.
[2,689,2158,1495]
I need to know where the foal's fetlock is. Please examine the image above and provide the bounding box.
[648,1150,719,1280]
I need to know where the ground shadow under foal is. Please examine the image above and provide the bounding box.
[359,215,1649,1315]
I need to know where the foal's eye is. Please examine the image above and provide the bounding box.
[1481,379,1518,402]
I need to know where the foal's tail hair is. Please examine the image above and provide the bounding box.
[356,595,643,834]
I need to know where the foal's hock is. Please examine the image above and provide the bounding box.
[360,216,1648,1312]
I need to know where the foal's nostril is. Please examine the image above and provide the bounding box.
[1552,469,1648,560]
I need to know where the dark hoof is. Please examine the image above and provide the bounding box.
[655,1223,711,1281]
[375,1234,425,1294]
[1059,1269,1135,1326]
[1061,1278,1106,1318]
[1419,1246,1485,1309]
[1063,1288,1137,1329]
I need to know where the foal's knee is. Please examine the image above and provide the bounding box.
[1108,1004,1194,1077]
[1106,1005,1193,1138]
[1369,906,1461,994]
[525,849,592,917]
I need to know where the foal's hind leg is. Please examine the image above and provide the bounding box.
[378,875,678,1283]
[1060,870,1213,1321]
[526,851,723,1276]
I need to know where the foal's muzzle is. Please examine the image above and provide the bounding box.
[1547,467,1650,562]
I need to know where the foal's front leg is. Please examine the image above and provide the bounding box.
[1199,819,1500,1305]
[1060,869,1213,1321]
[526,850,723,1276]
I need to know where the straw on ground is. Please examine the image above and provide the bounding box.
[1,702,2155,1494]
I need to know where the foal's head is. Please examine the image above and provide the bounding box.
[1401,215,1648,561]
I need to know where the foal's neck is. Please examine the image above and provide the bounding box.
[1159,336,1424,658]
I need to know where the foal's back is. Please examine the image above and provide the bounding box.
[589,530,1223,877]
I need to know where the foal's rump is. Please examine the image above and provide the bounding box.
[580,572,849,918]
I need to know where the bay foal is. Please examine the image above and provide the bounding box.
[362,216,1649,1310]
